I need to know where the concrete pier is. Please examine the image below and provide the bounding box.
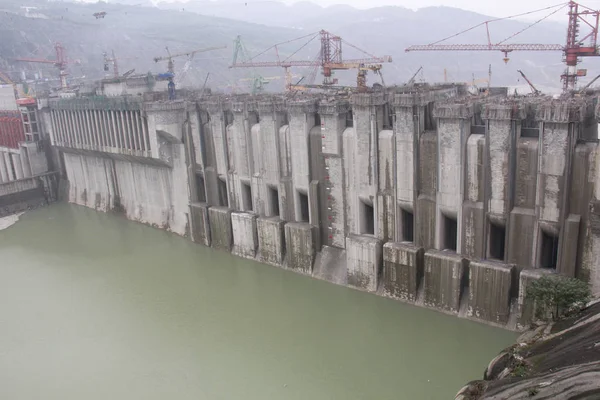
[382,242,424,301]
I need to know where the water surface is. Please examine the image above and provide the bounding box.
[0,204,516,400]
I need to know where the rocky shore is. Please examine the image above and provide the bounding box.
[456,301,600,399]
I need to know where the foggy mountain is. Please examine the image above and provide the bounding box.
[0,0,588,93]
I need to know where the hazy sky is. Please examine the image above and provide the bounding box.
[279,0,600,19]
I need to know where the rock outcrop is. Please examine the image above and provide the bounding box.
[456,301,600,399]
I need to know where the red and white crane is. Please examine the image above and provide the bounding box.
[405,1,600,91]
[231,30,392,92]
[14,43,73,90]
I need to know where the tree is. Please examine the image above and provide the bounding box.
[527,275,591,321]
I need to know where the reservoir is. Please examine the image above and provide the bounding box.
[0,204,516,400]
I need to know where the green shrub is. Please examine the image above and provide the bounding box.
[526,275,591,321]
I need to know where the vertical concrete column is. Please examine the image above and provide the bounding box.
[462,121,485,259]
[482,104,523,262]
[391,93,421,244]
[345,92,386,236]
[59,110,75,146]
[100,111,109,148]
[257,99,287,218]
[128,110,138,151]
[19,146,32,178]
[288,100,319,222]
[231,101,252,178]
[0,152,9,182]
[62,110,72,146]
[85,110,95,148]
[78,110,87,147]
[11,153,24,180]
[3,151,15,181]
[65,110,74,146]
[78,110,88,148]
[432,103,473,253]
[257,99,286,185]
[119,110,129,150]
[52,109,60,145]
[132,110,141,152]
[142,114,151,154]
[231,99,256,212]
[49,110,59,146]
[110,110,121,149]
[535,103,581,274]
[319,100,350,248]
[200,99,231,208]
[95,110,106,149]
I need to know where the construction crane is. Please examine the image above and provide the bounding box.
[103,50,137,78]
[405,1,600,91]
[14,42,72,90]
[406,66,423,86]
[230,29,392,92]
[232,35,272,94]
[153,45,226,100]
[517,70,542,95]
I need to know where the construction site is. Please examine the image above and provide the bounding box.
[1,0,600,332]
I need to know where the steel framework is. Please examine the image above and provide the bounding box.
[405,1,600,91]
[230,30,392,91]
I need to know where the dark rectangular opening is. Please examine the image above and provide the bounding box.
[424,102,436,131]
[346,110,353,128]
[402,209,414,242]
[241,182,252,212]
[443,215,458,251]
[360,200,375,235]
[521,116,539,138]
[298,191,309,222]
[195,174,206,203]
[540,231,559,269]
[489,222,506,260]
[383,103,394,130]
[314,113,321,127]
[217,178,228,207]
[269,186,280,217]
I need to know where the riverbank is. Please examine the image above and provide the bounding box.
[456,300,600,399]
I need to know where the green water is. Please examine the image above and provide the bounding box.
[0,204,516,400]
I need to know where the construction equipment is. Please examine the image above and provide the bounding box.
[0,70,35,105]
[15,43,72,90]
[153,45,226,99]
[232,35,272,94]
[579,73,600,92]
[103,50,137,78]
[405,1,600,91]
[154,46,227,74]
[230,30,392,92]
[517,70,542,95]
[406,66,423,86]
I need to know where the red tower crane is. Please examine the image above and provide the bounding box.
[231,30,392,91]
[405,1,600,91]
[15,43,71,90]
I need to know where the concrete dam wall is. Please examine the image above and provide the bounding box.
[42,86,600,330]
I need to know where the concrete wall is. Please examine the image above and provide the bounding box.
[43,88,600,331]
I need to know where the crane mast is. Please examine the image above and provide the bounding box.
[15,43,70,89]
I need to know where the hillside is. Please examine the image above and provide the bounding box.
[0,0,592,92]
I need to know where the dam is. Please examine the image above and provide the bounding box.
[2,81,598,331]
